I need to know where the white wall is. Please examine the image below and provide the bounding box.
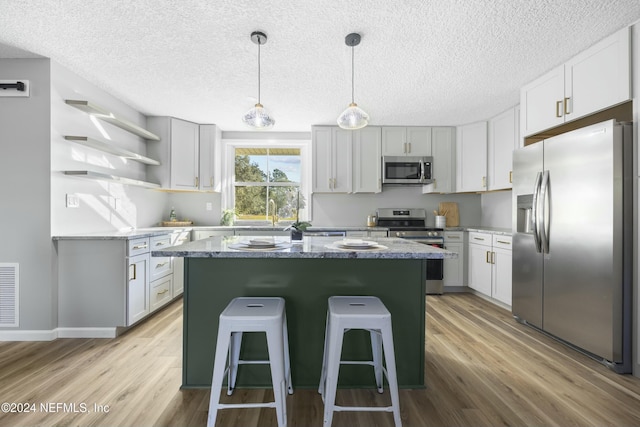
[480,191,512,228]
[50,62,169,234]
[0,58,54,332]
[312,187,482,227]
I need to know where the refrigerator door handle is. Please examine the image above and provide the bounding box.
[540,170,550,254]
[532,171,543,253]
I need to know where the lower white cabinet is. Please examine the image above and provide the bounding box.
[443,231,465,287]
[170,231,191,297]
[467,232,512,306]
[193,229,234,240]
[346,230,388,238]
[57,233,179,336]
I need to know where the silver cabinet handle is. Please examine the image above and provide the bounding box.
[496,240,511,245]
[129,264,136,280]
[132,244,148,250]
[556,100,563,118]
[155,262,169,268]
[473,237,485,241]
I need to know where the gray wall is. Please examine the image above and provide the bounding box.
[0,58,54,331]
[480,191,512,228]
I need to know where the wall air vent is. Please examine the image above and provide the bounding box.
[0,263,19,327]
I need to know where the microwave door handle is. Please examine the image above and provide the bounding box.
[420,161,425,183]
[531,171,543,253]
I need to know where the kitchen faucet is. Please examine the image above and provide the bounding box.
[268,199,277,226]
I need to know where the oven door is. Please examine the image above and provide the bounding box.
[400,237,444,294]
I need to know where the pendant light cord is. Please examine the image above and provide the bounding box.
[257,36,262,105]
[351,45,355,104]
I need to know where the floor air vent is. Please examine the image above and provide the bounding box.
[0,263,18,327]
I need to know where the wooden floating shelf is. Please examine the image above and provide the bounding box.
[65,100,161,141]
[64,170,161,189]
[64,136,161,166]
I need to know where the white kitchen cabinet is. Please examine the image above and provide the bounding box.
[312,126,352,193]
[170,230,190,297]
[192,229,234,240]
[521,27,630,137]
[443,231,465,288]
[491,235,512,306]
[149,235,172,282]
[468,233,492,296]
[346,230,387,238]
[381,127,431,156]
[147,117,221,191]
[456,121,488,192]
[127,252,150,325]
[488,106,518,190]
[423,127,455,194]
[467,232,512,306]
[150,275,173,312]
[353,126,382,193]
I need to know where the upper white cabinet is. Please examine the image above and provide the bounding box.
[312,126,352,193]
[456,121,487,192]
[521,27,630,137]
[353,126,382,193]
[423,127,455,194]
[147,117,221,191]
[488,106,518,190]
[381,126,431,156]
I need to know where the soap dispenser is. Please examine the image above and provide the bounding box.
[169,207,177,222]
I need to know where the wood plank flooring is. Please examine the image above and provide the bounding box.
[1,293,639,426]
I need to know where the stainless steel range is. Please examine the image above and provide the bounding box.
[376,208,444,294]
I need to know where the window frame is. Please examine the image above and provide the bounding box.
[222,139,311,225]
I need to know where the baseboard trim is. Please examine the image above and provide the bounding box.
[57,328,117,339]
[0,327,118,341]
[0,329,57,341]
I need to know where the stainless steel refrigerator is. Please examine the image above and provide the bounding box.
[512,119,632,373]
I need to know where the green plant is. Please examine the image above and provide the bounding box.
[220,209,235,226]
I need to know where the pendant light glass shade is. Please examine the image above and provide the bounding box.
[243,31,275,129]
[338,33,369,130]
[337,102,369,130]
[243,103,275,128]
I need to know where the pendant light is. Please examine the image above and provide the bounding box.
[337,33,369,130]
[243,31,275,129]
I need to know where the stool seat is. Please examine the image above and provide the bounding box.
[319,296,402,427]
[207,297,292,427]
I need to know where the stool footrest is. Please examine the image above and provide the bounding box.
[217,402,277,410]
[334,405,394,412]
[340,360,375,366]
[237,360,270,365]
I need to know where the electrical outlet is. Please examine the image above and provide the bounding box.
[66,194,80,208]
[206,202,213,211]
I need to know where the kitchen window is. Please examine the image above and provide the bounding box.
[224,142,310,224]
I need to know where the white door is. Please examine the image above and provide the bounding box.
[331,127,352,193]
[170,118,200,190]
[443,242,462,286]
[491,247,512,306]
[406,127,432,156]
[353,126,382,193]
[488,107,516,190]
[312,127,333,192]
[456,122,487,192]
[520,66,564,136]
[127,254,149,325]
[468,243,492,296]
[381,127,407,156]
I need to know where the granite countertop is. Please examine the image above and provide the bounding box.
[152,235,458,260]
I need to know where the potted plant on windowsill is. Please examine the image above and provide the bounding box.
[286,189,310,242]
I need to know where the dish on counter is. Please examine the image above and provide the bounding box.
[246,238,279,248]
[335,239,378,249]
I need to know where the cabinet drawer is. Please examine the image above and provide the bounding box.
[492,235,513,250]
[150,255,172,281]
[150,275,173,312]
[128,238,150,256]
[468,232,491,247]
[150,234,172,250]
[444,231,464,241]
[171,231,191,246]
[369,231,388,238]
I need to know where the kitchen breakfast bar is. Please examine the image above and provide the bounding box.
[153,235,456,389]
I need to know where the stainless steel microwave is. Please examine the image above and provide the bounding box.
[382,156,433,185]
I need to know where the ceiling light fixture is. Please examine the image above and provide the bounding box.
[337,33,369,130]
[242,31,275,129]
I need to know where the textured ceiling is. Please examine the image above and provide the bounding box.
[1,0,639,132]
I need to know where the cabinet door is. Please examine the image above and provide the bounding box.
[520,66,564,137]
[199,124,220,191]
[331,128,352,193]
[312,127,333,192]
[468,243,492,296]
[443,242,463,286]
[381,127,407,156]
[427,127,455,193]
[492,247,512,306]
[406,127,432,156]
[488,107,516,190]
[127,253,149,326]
[170,118,200,190]
[150,275,173,312]
[353,126,382,193]
[566,27,630,120]
[456,122,487,192]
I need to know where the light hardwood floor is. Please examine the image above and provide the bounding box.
[1,294,639,426]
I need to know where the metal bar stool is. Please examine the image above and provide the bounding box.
[207,297,293,427]
[318,295,402,427]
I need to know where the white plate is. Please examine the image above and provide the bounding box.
[246,239,278,248]
[336,239,377,249]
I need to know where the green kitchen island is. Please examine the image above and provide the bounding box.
[153,235,457,389]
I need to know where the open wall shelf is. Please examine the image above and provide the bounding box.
[65,100,160,141]
[64,136,160,165]
[64,170,161,189]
